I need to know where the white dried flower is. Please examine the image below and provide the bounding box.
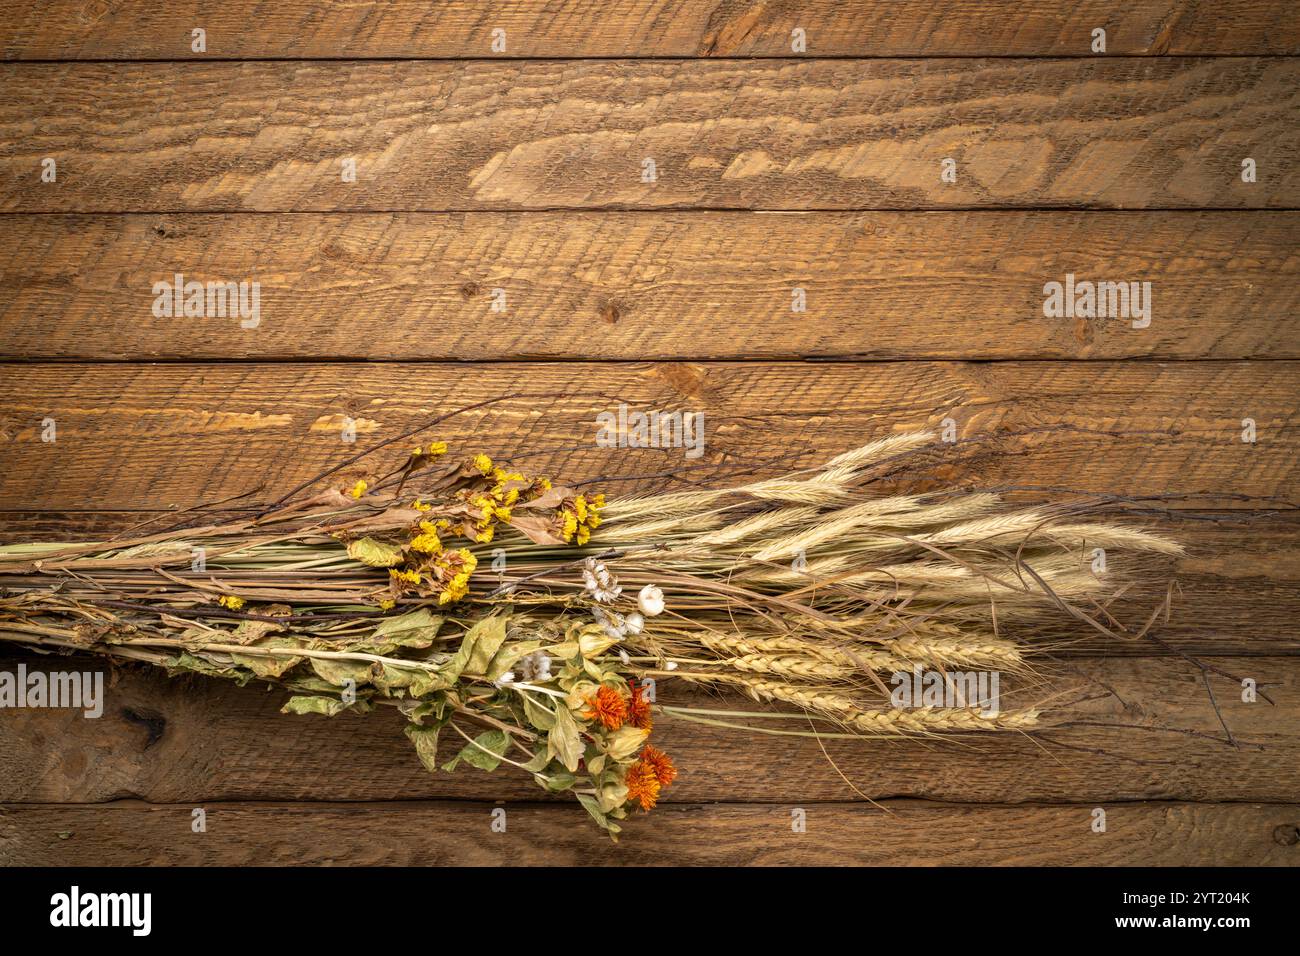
[665,660,678,671]
[591,605,625,639]
[623,611,645,636]
[618,648,631,665]
[583,557,622,603]
[637,584,665,616]
[516,650,552,683]
[496,671,516,684]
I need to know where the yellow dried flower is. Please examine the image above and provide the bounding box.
[435,549,478,604]
[217,594,245,610]
[409,526,443,554]
[429,441,448,456]
[349,479,368,499]
[389,568,421,585]
[472,453,493,475]
[492,468,525,485]
[588,493,605,529]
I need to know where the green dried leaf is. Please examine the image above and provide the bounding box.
[404,723,442,772]
[443,729,510,772]
[285,674,365,696]
[519,750,552,772]
[230,618,281,646]
[166,652,254,686]
[546,705,584,773]
[282,695,350,717]
[578,626,619,658]
[521,692,557,731]
[537,770,577,792]
[576,793,621,840]
[547,639,580,661]
[346,537,403,568]
[231,636,305,678]
[227,603,292,647]
[433,630,476,687]
[373,661,450,697]
[464,614,509,676]
[368,608,444,649]
[563,680,598,711]
[398,695,451,726]
[309,656,374,687]
[485,638,541,681]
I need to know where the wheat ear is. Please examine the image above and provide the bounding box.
[688,673,1039,735]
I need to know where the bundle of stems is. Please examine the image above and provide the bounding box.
[0,430,1179,836]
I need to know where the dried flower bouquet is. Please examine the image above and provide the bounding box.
[0,429,1179,837]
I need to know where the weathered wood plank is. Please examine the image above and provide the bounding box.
[1,655,1293,805]
[2,59,1296,211]
[3,1,1297,59]
[0,361,1293,511]
[2,800,1294,865]
[3,211,1297,361]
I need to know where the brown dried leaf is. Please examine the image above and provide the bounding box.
[506,514,568,546]
[519,486,576,510]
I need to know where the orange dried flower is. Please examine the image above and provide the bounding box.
[639,744,677,788]
[624,761,661,811]
[627,680,653,731]
[583,685,627,730]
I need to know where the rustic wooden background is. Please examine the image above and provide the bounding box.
[1,1,1298,866]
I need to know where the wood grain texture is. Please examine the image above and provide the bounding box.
[2,800,1295,866]
[3,211,1298,361]
[3,1,1298,58]
[1,654,1294,805]
[0,361,1293,511]
[2,59,1297,212]
[0,1,1296,868]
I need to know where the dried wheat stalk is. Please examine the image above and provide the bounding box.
[0,429,1179,835]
